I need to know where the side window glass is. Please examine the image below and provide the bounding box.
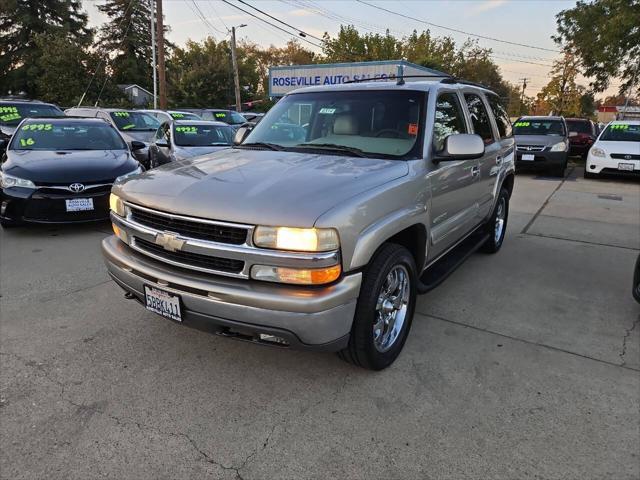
[487,95,512,138]
[464,94,494,145]
[163,124,171,144]
[433,93,468,152]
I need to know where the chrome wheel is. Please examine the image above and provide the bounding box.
[373,265,410,353]
[494,197,506,245]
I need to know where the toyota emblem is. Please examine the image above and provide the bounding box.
[69,183,85,193]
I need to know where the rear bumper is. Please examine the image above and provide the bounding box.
[569,143,593,156]
[515,150,567,170]
[1,187,110,224]
[102,235,361,350]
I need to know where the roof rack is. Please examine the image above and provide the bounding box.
[343,74,452,85]
[439,77,492,90]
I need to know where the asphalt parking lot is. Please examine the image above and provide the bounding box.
[1,166,639,480]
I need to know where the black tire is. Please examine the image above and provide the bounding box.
[481,187,509,254]
[338,243,417,370]
[552,162,567,178]
[0,218,16,228]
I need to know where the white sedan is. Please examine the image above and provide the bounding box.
[585,120,640,178]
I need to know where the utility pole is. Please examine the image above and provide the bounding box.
[621,61,639,120]
[156,0,167,109]
[230,25,246,113]
[150,0,157,109]
[519,77,529,115]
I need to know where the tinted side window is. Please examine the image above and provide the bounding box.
[487,95,512,138]
[433,93,468,152]
[464,94,494,144]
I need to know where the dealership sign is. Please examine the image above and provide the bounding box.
[268,60,448,96]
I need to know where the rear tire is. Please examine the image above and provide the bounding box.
[338,243,417,370]
[481,187,509,254]
[0,218,16,228]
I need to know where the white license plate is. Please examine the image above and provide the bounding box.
[144,285,182,322]
[65,198,94,212]
[618,162,634,171]
[521,154,535,161]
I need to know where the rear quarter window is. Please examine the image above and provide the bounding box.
[486,95,512,138]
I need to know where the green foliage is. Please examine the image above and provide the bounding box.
[97,0,154,91]
[555,0,640,93]
[0,0,92,96]
[535,52,585,116]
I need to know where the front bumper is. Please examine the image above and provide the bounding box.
[515,150,567,171]
[102,235,361,350]
[1,186,110,224]
[586,153,640,176]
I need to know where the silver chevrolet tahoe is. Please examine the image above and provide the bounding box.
[103,79,515,370]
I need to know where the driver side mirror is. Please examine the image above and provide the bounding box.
[434,134,485,162]
[234,125,252,145]
[131,140,146,151]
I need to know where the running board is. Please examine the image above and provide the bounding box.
[417,231,490,293]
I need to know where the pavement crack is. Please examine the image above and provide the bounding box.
[619,316,640,366]
[521,166,573,235]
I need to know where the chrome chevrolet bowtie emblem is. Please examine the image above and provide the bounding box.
[155,231,185,252]
[69,183,85,192]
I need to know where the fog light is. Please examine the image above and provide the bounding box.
[590,165,596,170]
[1,201,8,216]
[112,223,128,243]
[251,264,341,285]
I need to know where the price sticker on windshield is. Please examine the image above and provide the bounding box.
[319,108,336,114]
[171,113,185,118]
[19,138,35,147]
[21,123,52,131]
[175,126,197,134]
[0,113,21,122]
[610,124,629,130]
[215,113,227,118]
[514,121,530,127]
[114,111,130,117]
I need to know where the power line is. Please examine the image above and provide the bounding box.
[220,0,325,50]
[237,0,324,42]
[355,0,561,54]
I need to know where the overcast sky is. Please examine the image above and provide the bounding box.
[83,0,623,98]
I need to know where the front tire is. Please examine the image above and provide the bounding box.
[338,243,417,370]
[481,187,509,253]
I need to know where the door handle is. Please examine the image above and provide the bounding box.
[496,156,503,165]
[471,166,480,177]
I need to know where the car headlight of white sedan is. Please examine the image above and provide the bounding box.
[590,147,606,158]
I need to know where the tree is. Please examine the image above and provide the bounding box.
[555,0,640,93]
[97,0,154,91]
[0,0,92,96]
[535,52,585,116]
[30,33,125,107]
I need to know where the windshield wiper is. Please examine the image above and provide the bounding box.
[292,143,367,157]
[235,142,284,151]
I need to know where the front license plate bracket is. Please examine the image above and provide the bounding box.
[144,285,182,322]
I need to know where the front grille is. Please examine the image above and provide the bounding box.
[130,207,248,245]
[611,153,640,160]
[517,144,545,152]
[23,191,110,222]
[133,237,244,273]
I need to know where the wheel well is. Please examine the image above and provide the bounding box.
[386,224,427,271]
[502,173,515,198]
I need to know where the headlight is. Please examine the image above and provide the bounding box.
[109,193,126,217]
[0,171,36,189]
[251,264,342,285]
[590,147,606,158]
[253,226,339,252]
[114,165,143,184]
[549,141,567,152]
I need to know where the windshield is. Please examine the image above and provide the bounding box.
[174,124,234,146]
[600,123,640,142]
[0,103,63,126]
[11,121,128,151]
[207,110,247,125]
[566,120,592,134]
[169,111,201,121]
[243,90,426,159]
[513,120,565,136]
[109,111,159,131]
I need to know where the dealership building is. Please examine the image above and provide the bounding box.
[268,59,448,97]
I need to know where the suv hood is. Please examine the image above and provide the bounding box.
[514,134,566,147]
[114,149,409,227]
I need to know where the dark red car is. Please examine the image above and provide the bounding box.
[565,118,598,158]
